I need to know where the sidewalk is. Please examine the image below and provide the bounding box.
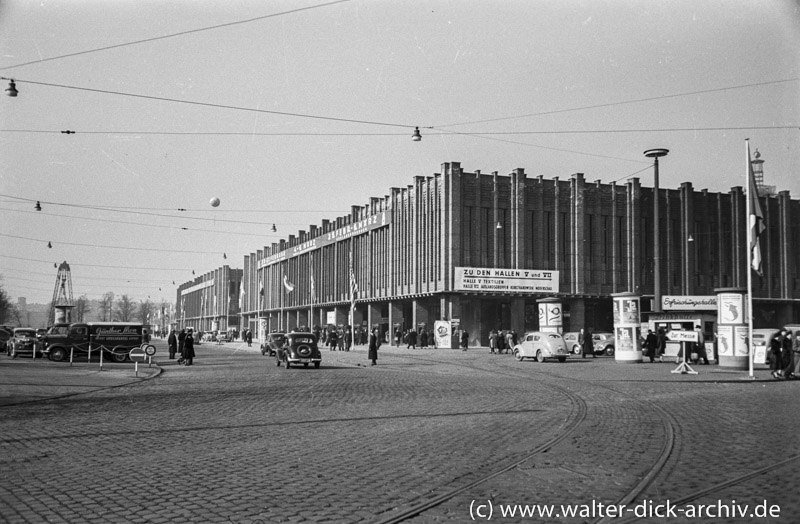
[0,357,161,407]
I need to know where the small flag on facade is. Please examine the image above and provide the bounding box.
[283,274,295,292]
[259,280,264,296]
[349,255,358,300]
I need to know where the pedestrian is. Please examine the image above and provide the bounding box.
[406,328,417,349]
[693,325,709,365]
[505,330,514,355]
[770,332,784,379]
[368,328,380,366]
[183,329,195,366]
[644,329,658,362]
[344,328,352,351]
[245,328,253,347]
[461,329,469,351]
[167,329,178,359]
[420,329,428,348]
[178,328,187,359]
[580,327,595,358]
[328,329,338,351]
[489,329,498,354]
[781,330,794,379]
[792,330,800,379]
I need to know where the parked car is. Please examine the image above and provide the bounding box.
[562,332,581,355]
[275,332,321,368]
[261,332,286,357]
[593,332,616,356]
[512,331,570,362]
[8,328,42,358]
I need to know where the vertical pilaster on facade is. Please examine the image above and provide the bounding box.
[390,187,401,294]
[414,176,426,294]
[571,173,585,294]
[680,182,694,295]
[624,180,635,292]
[535,175,544,269]
[553,177,562,276]
[715,193,725,290]
[388,301,403,338]
[441,295,461,323]
[442,162,461,289]
[412,299,430,330]
[729,186,745,288]
[779,190,791,298]
[492,172,500,268]
[511,168,526,269]
[611,182,618,293]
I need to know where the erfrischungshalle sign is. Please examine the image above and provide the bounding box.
[454,267,559,293]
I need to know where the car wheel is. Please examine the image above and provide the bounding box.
[514,349,523,361]
[557,356,567,362]
[110,349,127,363]
[536,350,545,363]
[314,362,320,369]
[605,346,615,357]
[573,345,581,355]
[50,347,67,362]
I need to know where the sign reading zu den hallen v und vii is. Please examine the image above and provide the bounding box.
[454,267,559,294]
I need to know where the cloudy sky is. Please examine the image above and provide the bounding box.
[1,0,798,306]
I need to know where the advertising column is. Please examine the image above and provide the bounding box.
[537,297,563,333]
[715,287,747,369]
[613,292,642,363]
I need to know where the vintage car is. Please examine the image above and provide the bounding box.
[512,331,570,362]
[261,332,286,357]
[592,332,616,356]
[275,332,321,369]
[562,331,582,355]
[8,328,41,358]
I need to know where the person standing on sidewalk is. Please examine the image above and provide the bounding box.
[694,325,710,365]
[781,330,794,379]
[183,329,195,366]
[580,328,595,358]
[644,329,658,363]
[368,328,380,366]
[489,329,498,354]
[178,329,187,360]
[167,330,178,359]
[461,329,469,351]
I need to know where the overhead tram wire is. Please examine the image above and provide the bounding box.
[0,254,191,272]
[0,0,354,72]
[432,78,800,128]
[0,232,227,256]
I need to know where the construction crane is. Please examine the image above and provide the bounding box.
[49,261,74,326]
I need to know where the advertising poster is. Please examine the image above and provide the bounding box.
[538,302,562,329]
[716,325,733,356]
[612,300,620,324]
[718,293,744,324]
[734,326,750,356]
[616,327,634,353]
[434,320,451,349]
[621,299,640,324]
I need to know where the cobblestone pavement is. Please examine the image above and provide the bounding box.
[0,340,798,523]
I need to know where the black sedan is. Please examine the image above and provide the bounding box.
[275,332,321,369]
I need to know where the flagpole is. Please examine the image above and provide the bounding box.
[746,139,754,379]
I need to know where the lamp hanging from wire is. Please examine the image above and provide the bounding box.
[271,224,277,232]
[35,201,42,211]
[4,79,17,97]
[411,127,422,142]
[496,221,502,229]
[47,241,52,248]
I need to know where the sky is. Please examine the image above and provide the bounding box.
[1,0,799,307]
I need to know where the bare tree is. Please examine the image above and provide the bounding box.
[137,299,154,325]
[114,295,136,322]
[99,292,115,322]
[74,295,91,322]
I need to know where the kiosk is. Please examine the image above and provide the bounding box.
[647,295,717,361]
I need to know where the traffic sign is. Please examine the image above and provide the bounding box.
[129,347,147,363]
[142,344,156,356]
[666,330,698,343]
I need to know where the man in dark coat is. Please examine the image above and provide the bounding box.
[406,329,417,349]
[167,330,178,359]
[461,330,469,351]
[177,329,187,359]
[245,329,253,347]
[580,328,595,358]
[183,330,195,366]
[368,328,380,366]
[644,329,658,363]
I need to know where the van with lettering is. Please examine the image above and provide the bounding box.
[41,322,144,363]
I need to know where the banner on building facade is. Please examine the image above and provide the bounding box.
[453,267,559,293]
[661,295,717,311]
[258,211,391,269]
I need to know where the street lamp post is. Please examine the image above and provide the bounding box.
[644,149,669,313]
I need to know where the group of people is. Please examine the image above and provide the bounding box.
[487,329,518,354]
[770,329,799,379]
[397,328,436,349]
[166,328,195,366]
